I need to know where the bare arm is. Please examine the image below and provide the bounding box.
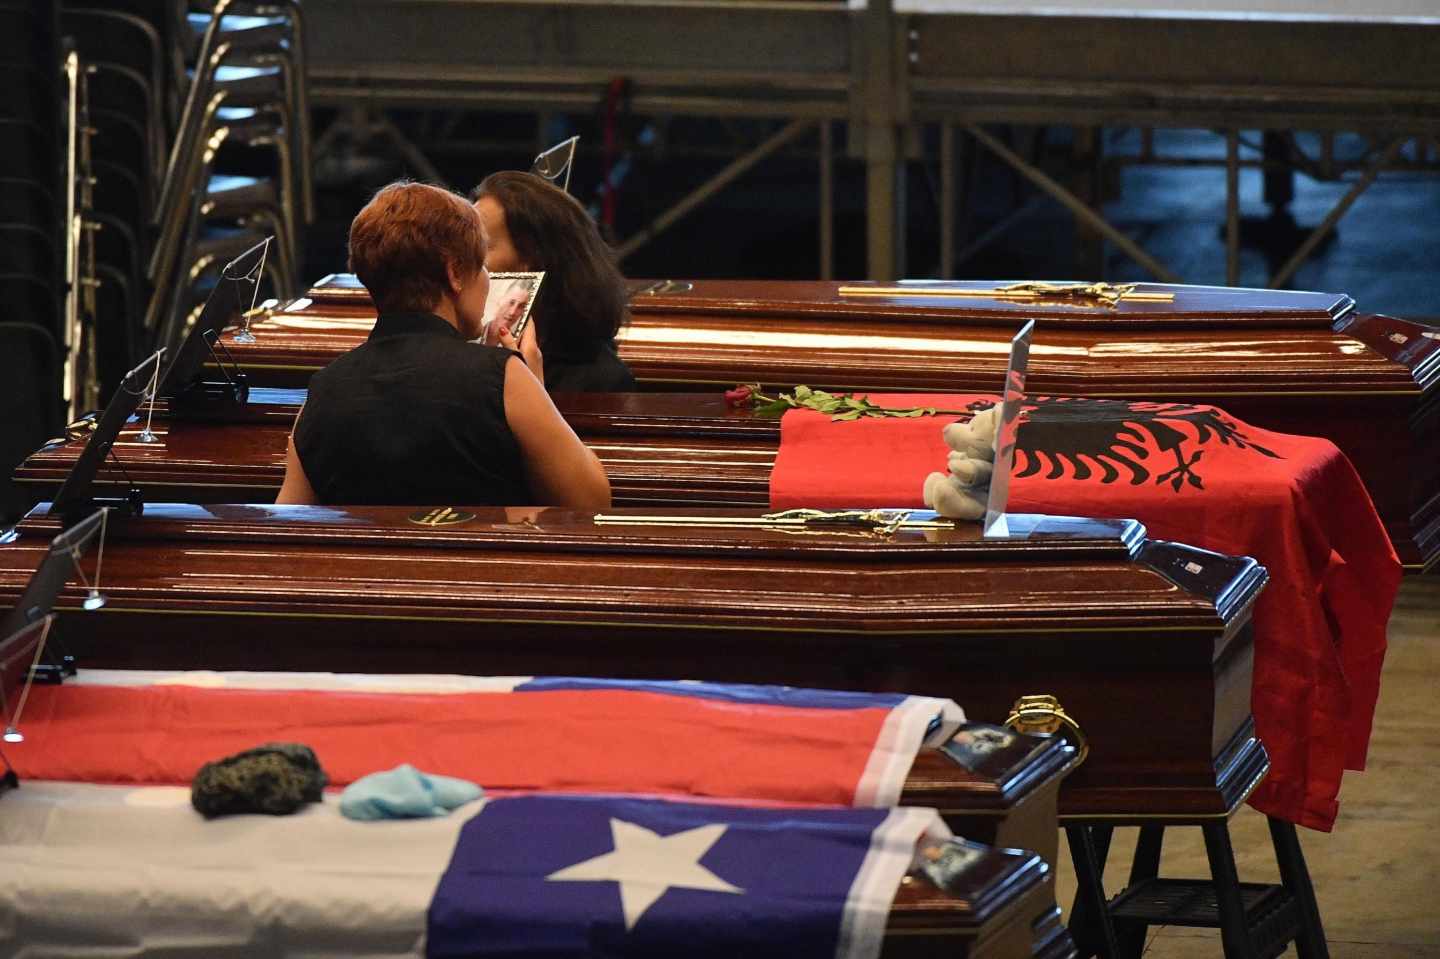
[276,432,319,504]
[503,356,611,510]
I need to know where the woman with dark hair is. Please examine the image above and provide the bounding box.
[471,171,637,392]
[276,181,611,510]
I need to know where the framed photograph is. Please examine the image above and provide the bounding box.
[482,271,545,341]
[531,135,578,194]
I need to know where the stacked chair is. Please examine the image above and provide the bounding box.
[61,0,172,394]
[1,0,309,521]
[1,1,65,519]
[57,0,310,379]
[147,0,310,355]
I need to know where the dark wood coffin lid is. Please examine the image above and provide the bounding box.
[307,274,1354,330]
[25,503,1151,561]
[303,272,368,300]
[630,280,1355,330]
[10,505,1264,635]
[237,293,1428,398]
[39,391,771,435]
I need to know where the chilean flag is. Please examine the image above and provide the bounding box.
[0,782,952,959]
[5,669,963,809]
[429,796,949,959]
[0,670,962,958]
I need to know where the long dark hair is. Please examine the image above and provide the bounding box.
[472,171,628,359]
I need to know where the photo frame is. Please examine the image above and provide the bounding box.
[482,271,545,342]
[982,318,1034,539]
[531,136,578,194]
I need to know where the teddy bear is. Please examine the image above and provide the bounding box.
[923,405,999,521]
[942,405,998,460]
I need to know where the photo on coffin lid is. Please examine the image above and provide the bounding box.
[0,509,107,755]
[983,319,1034,539]
[481,272,545,342]
[530,136,579,194]
[49,351,165,526]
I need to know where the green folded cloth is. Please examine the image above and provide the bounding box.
[339,764,484,821]
[191,742,327,819]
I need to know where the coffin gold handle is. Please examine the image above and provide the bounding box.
[1005,694,1088,765]
[631,279,694,297]
[63,415,99,441]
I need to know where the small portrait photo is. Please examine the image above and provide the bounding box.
[940,724,1015,771]
[482,271,544,341]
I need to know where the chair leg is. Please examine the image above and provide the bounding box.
[276,1,315,222]
[1201,822,1260,959]
[1115,825,1165,959]
[1268,817,1329,959]
[1066,825,1121,959]
[258,209,297,299]
[272,51,309,229]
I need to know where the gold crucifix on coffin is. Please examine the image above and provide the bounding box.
[837,280,1175,307]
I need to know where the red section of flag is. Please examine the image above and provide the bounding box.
[770,394,1401,831]
[7,685,894,808]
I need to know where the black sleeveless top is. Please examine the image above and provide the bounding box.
[293,312,532,505]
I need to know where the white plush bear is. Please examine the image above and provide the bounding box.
[923,472,987,520]
[923,405,999,521]
[940,405,998,461]
[946,452,994,487]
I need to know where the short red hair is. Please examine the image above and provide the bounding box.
[348,181,486,314]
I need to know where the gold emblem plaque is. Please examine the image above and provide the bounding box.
[407,507,477,527]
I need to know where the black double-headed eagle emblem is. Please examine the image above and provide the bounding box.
[971,396,1283,491]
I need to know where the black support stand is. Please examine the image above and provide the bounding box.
[1066,816,1330,959]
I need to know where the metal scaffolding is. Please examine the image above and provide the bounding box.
[302,0,1440,282]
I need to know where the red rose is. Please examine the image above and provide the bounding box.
[724,385,754,407]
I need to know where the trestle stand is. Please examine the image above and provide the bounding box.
[1267,818,1328,958]
[1065,817,1328,959]
[1064,825,1121,959]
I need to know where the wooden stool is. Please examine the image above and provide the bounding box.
[1064,816,1328,959]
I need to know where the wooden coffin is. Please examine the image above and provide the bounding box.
[16,391,769,508]
[0,777,1067,959]
[219,276,1439,564]
[1,561,1075,959]
[1,557,1074,959]
[16,388,1437,571]
[0,505,1268,825]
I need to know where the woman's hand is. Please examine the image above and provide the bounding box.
[494,319,544,384]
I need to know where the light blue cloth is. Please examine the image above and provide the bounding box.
[339,764,484,821]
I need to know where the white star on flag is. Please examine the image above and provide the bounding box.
[546,817,744,930]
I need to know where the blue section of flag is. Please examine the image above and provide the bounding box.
[427,795,889,958]
[516,677,910,710]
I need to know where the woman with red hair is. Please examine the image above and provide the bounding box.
[276,181,611,509]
